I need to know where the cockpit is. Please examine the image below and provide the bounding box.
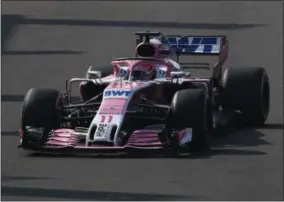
[112,32,172,81]
[114,62,168,82]
[116,65,155,81]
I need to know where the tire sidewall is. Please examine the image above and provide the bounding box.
[21,88,62,146]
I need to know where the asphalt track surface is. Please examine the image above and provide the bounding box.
[1,1,283,201]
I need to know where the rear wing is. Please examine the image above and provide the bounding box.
[167,35,229,86]
[167,35,228,55]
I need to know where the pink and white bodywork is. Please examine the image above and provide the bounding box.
[88,81,156,146]
[85,58,167,147]
[19,33,231,154]
[25,57,194,152]
[83,58,194,148]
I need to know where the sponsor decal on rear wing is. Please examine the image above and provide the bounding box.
[167,35,229,85]
[167,35,228,55]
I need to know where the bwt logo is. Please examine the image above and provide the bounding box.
[104,90,132,97]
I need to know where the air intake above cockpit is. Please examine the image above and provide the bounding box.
[136,43,156,57]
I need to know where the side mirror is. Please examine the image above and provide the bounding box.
[86,66,102,79]
[170,71,190,78]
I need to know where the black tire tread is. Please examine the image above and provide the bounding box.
[222,66,270,125]
[21,88,61,147]
[171,89,211,152]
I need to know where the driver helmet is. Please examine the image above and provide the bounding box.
[131,65,156,81]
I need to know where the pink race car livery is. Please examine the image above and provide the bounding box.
[19,31,270,156]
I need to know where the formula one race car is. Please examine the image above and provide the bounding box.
[19,31,270,155]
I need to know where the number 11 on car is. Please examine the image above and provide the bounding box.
[100,115,113,123]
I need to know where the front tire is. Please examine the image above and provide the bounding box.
[21,88,62,148]
[171,89,211,152]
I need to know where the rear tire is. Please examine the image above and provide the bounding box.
[222,67,270,125]
[171,89,211,152]
[21,88,62,148]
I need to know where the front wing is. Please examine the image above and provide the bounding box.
[19,110,242,155]
[19,129,192,155]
